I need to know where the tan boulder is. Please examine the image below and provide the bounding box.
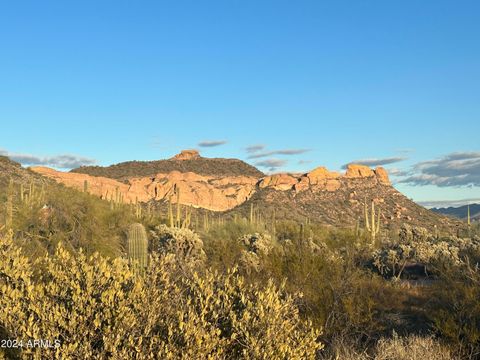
[294,167,342,193]
[345,164,375,178]
[294,176,310,192]
[258,173,297,191]
[324,179,341,191]
[307,166,340,184]
[374,167,391,185]
[171,149,200,161]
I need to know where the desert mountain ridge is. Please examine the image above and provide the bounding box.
[30,150,390,211]
[28,150,463,232]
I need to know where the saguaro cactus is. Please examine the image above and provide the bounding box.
[176,187,181,228]
[467,204,471,226]
[250,203,254,224]
[127,223,148,273]
[5,179,14,229]
[364,199,381,243]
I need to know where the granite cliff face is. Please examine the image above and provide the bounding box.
[31,166,257,211]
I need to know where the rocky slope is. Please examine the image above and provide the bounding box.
[29,150,462,232]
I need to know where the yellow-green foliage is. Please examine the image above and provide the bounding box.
[0,232,322,359]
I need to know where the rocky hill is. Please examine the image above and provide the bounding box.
[28,150,463,233]
[230,173,460,233]
[71,150,264,180]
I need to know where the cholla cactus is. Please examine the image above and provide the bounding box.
[373,235,480,279]
[412,226,429,242]
[399,224,413,243]
[239,233,274,255]
[238,233,274,274]
[150,224,206,267]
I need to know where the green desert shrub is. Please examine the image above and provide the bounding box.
[3,180,135,258]
[256,236,404,339]
[201,221,259,271]
[426,261,480,357]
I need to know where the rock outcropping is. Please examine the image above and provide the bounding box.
[258,164,389,193]
[171,149,201,161]
[30,151,391,212]
[31,166,257,211]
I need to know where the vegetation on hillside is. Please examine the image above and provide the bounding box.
[71,157,264,180]
[1,156,479,359]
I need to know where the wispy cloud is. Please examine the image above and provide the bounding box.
[0,149,96,169]
[255,158,288,171]
[245,144,265,153]
[248,149,310,159]
[298,160,312,165]
[388,167,410,177]
[400,151,480,187]
[342,157,406,169]
[197,140,227,147]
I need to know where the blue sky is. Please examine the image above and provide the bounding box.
[1,1,479,207]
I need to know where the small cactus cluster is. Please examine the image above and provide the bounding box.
[107,186,125,210]
[167,187,192,228]
[126,223,148,273]
[238,233,275,274]
[399,224,429,243]
[20,181,46,208]
[249,203,266,225]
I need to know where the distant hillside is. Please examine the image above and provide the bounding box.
[432,203,480,222]
[0,156,47,187]
[71,150,264,180]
